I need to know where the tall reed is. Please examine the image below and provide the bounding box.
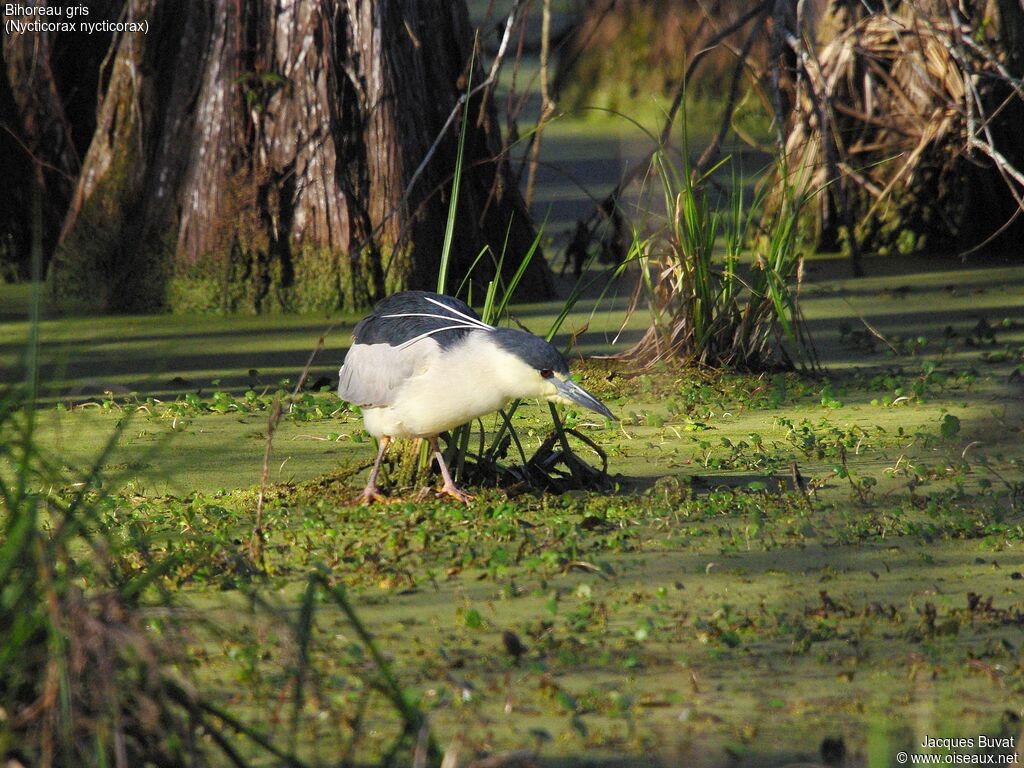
[623,146,817,371]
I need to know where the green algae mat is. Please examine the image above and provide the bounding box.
[1,255,1023,766]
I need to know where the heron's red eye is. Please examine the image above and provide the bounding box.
[540,369,554,379]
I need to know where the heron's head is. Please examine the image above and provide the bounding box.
[490,328,615,420]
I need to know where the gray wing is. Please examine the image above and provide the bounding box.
[337,338,440,407]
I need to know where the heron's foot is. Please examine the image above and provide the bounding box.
[412,485,471,504]
[355,486,390,505]
[437,481,474,505]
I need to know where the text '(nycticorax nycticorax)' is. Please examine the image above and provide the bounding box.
[337,291,614,503]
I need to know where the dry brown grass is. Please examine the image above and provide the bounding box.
[781,2,1024,256]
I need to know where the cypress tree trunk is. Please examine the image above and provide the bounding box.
[49,0,552,313]
[1,2,114,280]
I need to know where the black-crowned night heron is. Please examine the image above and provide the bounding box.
[338,290,614,503]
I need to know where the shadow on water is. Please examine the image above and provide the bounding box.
[2,248,1021,404]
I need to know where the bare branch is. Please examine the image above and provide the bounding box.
[694,7,769,176]
[661,0,773,147]
[523,0,555,208]
[403,1,521,207]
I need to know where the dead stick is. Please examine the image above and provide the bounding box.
[251,321,340,567]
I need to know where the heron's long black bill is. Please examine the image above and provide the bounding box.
[553,378,615,421]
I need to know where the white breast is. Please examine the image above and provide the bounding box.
[361,331,533,438]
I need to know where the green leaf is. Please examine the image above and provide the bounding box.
[940,414,961,440]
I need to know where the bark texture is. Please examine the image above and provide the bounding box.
[50,0,552,313]
[1,2,114,280]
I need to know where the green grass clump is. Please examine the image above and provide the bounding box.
[0,378,200,765]
[623,144,816,371]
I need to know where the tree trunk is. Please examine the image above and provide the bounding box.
[1,2,114,280]
[49,0,553,313]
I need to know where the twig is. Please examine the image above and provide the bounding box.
[661,0,772,148]
[694,6,769,176]
[842,298,899,355]
[523,0,555,208]
[251,398,282,569]
[0,122,78,183]
[401,2,520,211]
[781,25,865,276]
[574,1,772,249]
[251,321,340,568]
